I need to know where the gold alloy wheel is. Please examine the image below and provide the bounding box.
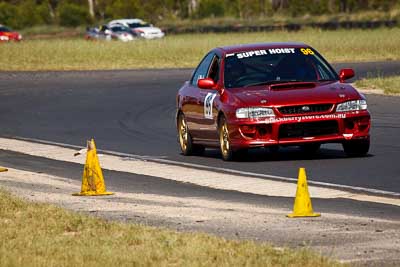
[220,121,230,159]
[178,115,188,153]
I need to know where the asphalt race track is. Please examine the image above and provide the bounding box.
[0,61,399,195]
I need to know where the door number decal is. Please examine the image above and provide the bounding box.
[204,92,217,119]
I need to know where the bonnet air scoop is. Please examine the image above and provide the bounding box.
[270,82,316,90]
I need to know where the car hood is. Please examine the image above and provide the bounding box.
[230,81,362,107]
[133,27,163,33]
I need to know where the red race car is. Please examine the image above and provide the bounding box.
[176,43,370,161]
[0,25,22,42]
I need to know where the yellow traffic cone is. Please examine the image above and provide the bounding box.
[73,139,113,196]
[287,168,320,218]
[0,167,8,172]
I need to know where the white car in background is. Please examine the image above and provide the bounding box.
[108,19,165,39]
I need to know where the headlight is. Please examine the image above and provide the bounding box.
[236,107,275,118]
[336,100,367,112]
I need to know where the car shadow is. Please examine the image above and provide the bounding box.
[198,147,374,162]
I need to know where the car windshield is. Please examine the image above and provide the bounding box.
[224,47,338,89]
[111,26,130,32]
[0,26,10,32]
[127,22,151,28]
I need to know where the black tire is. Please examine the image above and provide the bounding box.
[235,148,248,160]
[300,143,321,155]
[177,113,194,156]
[342,139,370,157]
[219,116,234,161]
[268,145,280,154]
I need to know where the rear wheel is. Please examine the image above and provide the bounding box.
[219,117,234,161]
[178,113,194,155]
[178,113,204,156]
[343,139,370,157]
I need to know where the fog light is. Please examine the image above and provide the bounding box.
[240,125,256,134]
[356,117,370,126]
[257,125,271,137]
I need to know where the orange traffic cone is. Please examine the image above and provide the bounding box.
[287,168,320,218]
[73,139,113,196]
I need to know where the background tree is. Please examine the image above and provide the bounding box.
[0,0,398,29]
[188,0,198,16]
[88,0,95,18]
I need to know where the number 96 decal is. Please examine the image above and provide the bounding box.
[300,48,314,55]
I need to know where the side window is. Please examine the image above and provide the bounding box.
[207,56,220,83]
[191,53,215,86]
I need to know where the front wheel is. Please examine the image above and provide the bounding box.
[342,139,370,157]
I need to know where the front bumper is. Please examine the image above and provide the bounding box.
[142,32,165,39]
[227,110,370,149]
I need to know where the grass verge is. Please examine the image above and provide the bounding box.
[0,189,342,267]
[355,75,400,95]
[0,28,399,71]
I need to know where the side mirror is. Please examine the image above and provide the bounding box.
[339,68,355,82]
[197,78,216,90]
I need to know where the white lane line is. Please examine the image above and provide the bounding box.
[7,136,400,199]
[146,158,400,197]
[0,137,343,199]
[0,138,400,200]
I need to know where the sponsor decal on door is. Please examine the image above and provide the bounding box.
[204,92,217,119]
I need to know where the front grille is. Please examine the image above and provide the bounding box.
[279,121,339,139]
[278,104,333,115]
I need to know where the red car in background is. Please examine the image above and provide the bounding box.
[0,25,22,42]
[176,42,370,161]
